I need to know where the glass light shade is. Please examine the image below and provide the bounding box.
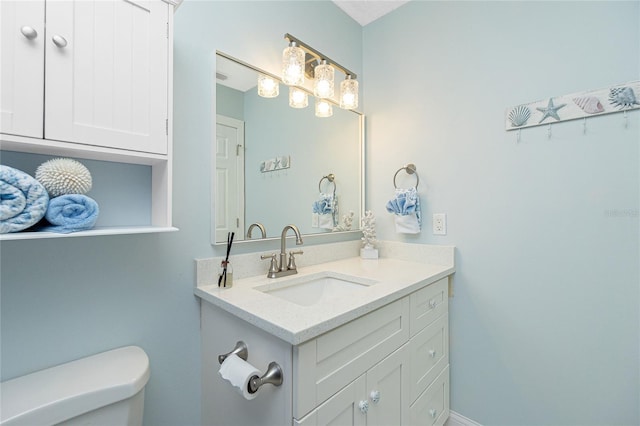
[282,43,305,86]
[315,98,333,118]
[340,76,358,109]
[289,87,308,108]
[257,75,279,98]
[313,61,335,98]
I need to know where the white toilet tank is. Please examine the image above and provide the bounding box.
[0,346,150,426]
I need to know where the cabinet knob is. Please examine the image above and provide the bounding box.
[429,349,436,358]
[358,400,369,414]
[52,35,68,48]
[370,390,380,404]
[20,26,38,40]
[429,299,437,309]
[429,408,437,418]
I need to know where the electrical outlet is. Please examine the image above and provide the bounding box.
[433,213,447,235]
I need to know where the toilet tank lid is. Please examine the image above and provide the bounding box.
[0,346,150,426]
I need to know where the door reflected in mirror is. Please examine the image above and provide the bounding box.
[214,52,363,244]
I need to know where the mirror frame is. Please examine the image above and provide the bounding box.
[213,51,365,246]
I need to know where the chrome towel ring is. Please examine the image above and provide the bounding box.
[393,164,419,189]
[318,173,336,193]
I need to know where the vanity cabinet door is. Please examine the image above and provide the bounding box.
[295,346,409,426]
[0,0,45,138]
[366,345,410,426]
[44,0,169,154]
[295,375,367,426]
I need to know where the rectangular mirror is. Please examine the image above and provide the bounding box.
[214,52,363,244]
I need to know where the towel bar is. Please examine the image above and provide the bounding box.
[393,164,420,189]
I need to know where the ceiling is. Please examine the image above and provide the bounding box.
[332,0,410,26]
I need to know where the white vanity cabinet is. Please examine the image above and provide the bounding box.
[293,278,450,426]
[0,0,174,238]
[1,0,169,154]
[200,275,451,426]
[295,345,410,426]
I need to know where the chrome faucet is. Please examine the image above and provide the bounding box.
[247,222,267,239]
[260,224,303,278]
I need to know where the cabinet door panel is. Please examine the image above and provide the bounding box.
[296,375,367,426]
[0,0,45,138]
[45,0,168,154]
[294,298,410,419]
[366,345,409,426]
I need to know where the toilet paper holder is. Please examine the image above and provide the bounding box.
[218,341,248,364]
[218,341,283,394]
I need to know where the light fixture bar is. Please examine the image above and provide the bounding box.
[284,33,357,80]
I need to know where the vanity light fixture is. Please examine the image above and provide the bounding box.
[257,74,279,98]
[289,87,308,108]
[340,75,358,110]
[314,60,335,98]
[283,34,359,113]
[315,98,333,118]
[282,41,305,86]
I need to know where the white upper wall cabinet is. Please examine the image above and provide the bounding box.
[0,0,174,239]
[45,0,169,154]
[1,0,169,155]
[1,1,46,139]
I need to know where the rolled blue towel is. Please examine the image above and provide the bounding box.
[43,194,99,233]
[1,165,49,233]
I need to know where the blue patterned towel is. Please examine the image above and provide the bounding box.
[0,165,49,233]
[313,193,338,229]
[43,194,99,233]
[386,187,421,234]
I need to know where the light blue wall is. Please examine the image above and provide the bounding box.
[216,84,244,120]
[364,1,639,424]
[0,2,361,426]
[3,1,637,425]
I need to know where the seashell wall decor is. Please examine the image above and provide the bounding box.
[508,105,531,127]
[505,80,639,131]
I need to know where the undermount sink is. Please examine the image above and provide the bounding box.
[255,272,378,307]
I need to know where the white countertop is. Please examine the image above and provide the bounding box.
[195,256,454,345]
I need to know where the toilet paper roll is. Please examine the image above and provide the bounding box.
[218,354,261,400]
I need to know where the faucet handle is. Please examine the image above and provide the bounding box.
[260,254,279,278]
[287,250,304,270]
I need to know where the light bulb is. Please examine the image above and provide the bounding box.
[315,98,333,118]
[289,87,308,108]
[314,60,335,98]
[340,76,358,109]
[257,75,279,98]
[282,42,305,86]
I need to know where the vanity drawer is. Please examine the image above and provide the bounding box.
[409,313,449,402]
[409,365,450,426]
[410,277,448,336]
[293,297,410,419]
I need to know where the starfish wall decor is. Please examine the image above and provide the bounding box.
[505,80,639,131]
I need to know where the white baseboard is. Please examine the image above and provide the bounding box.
[446,410,483,426]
